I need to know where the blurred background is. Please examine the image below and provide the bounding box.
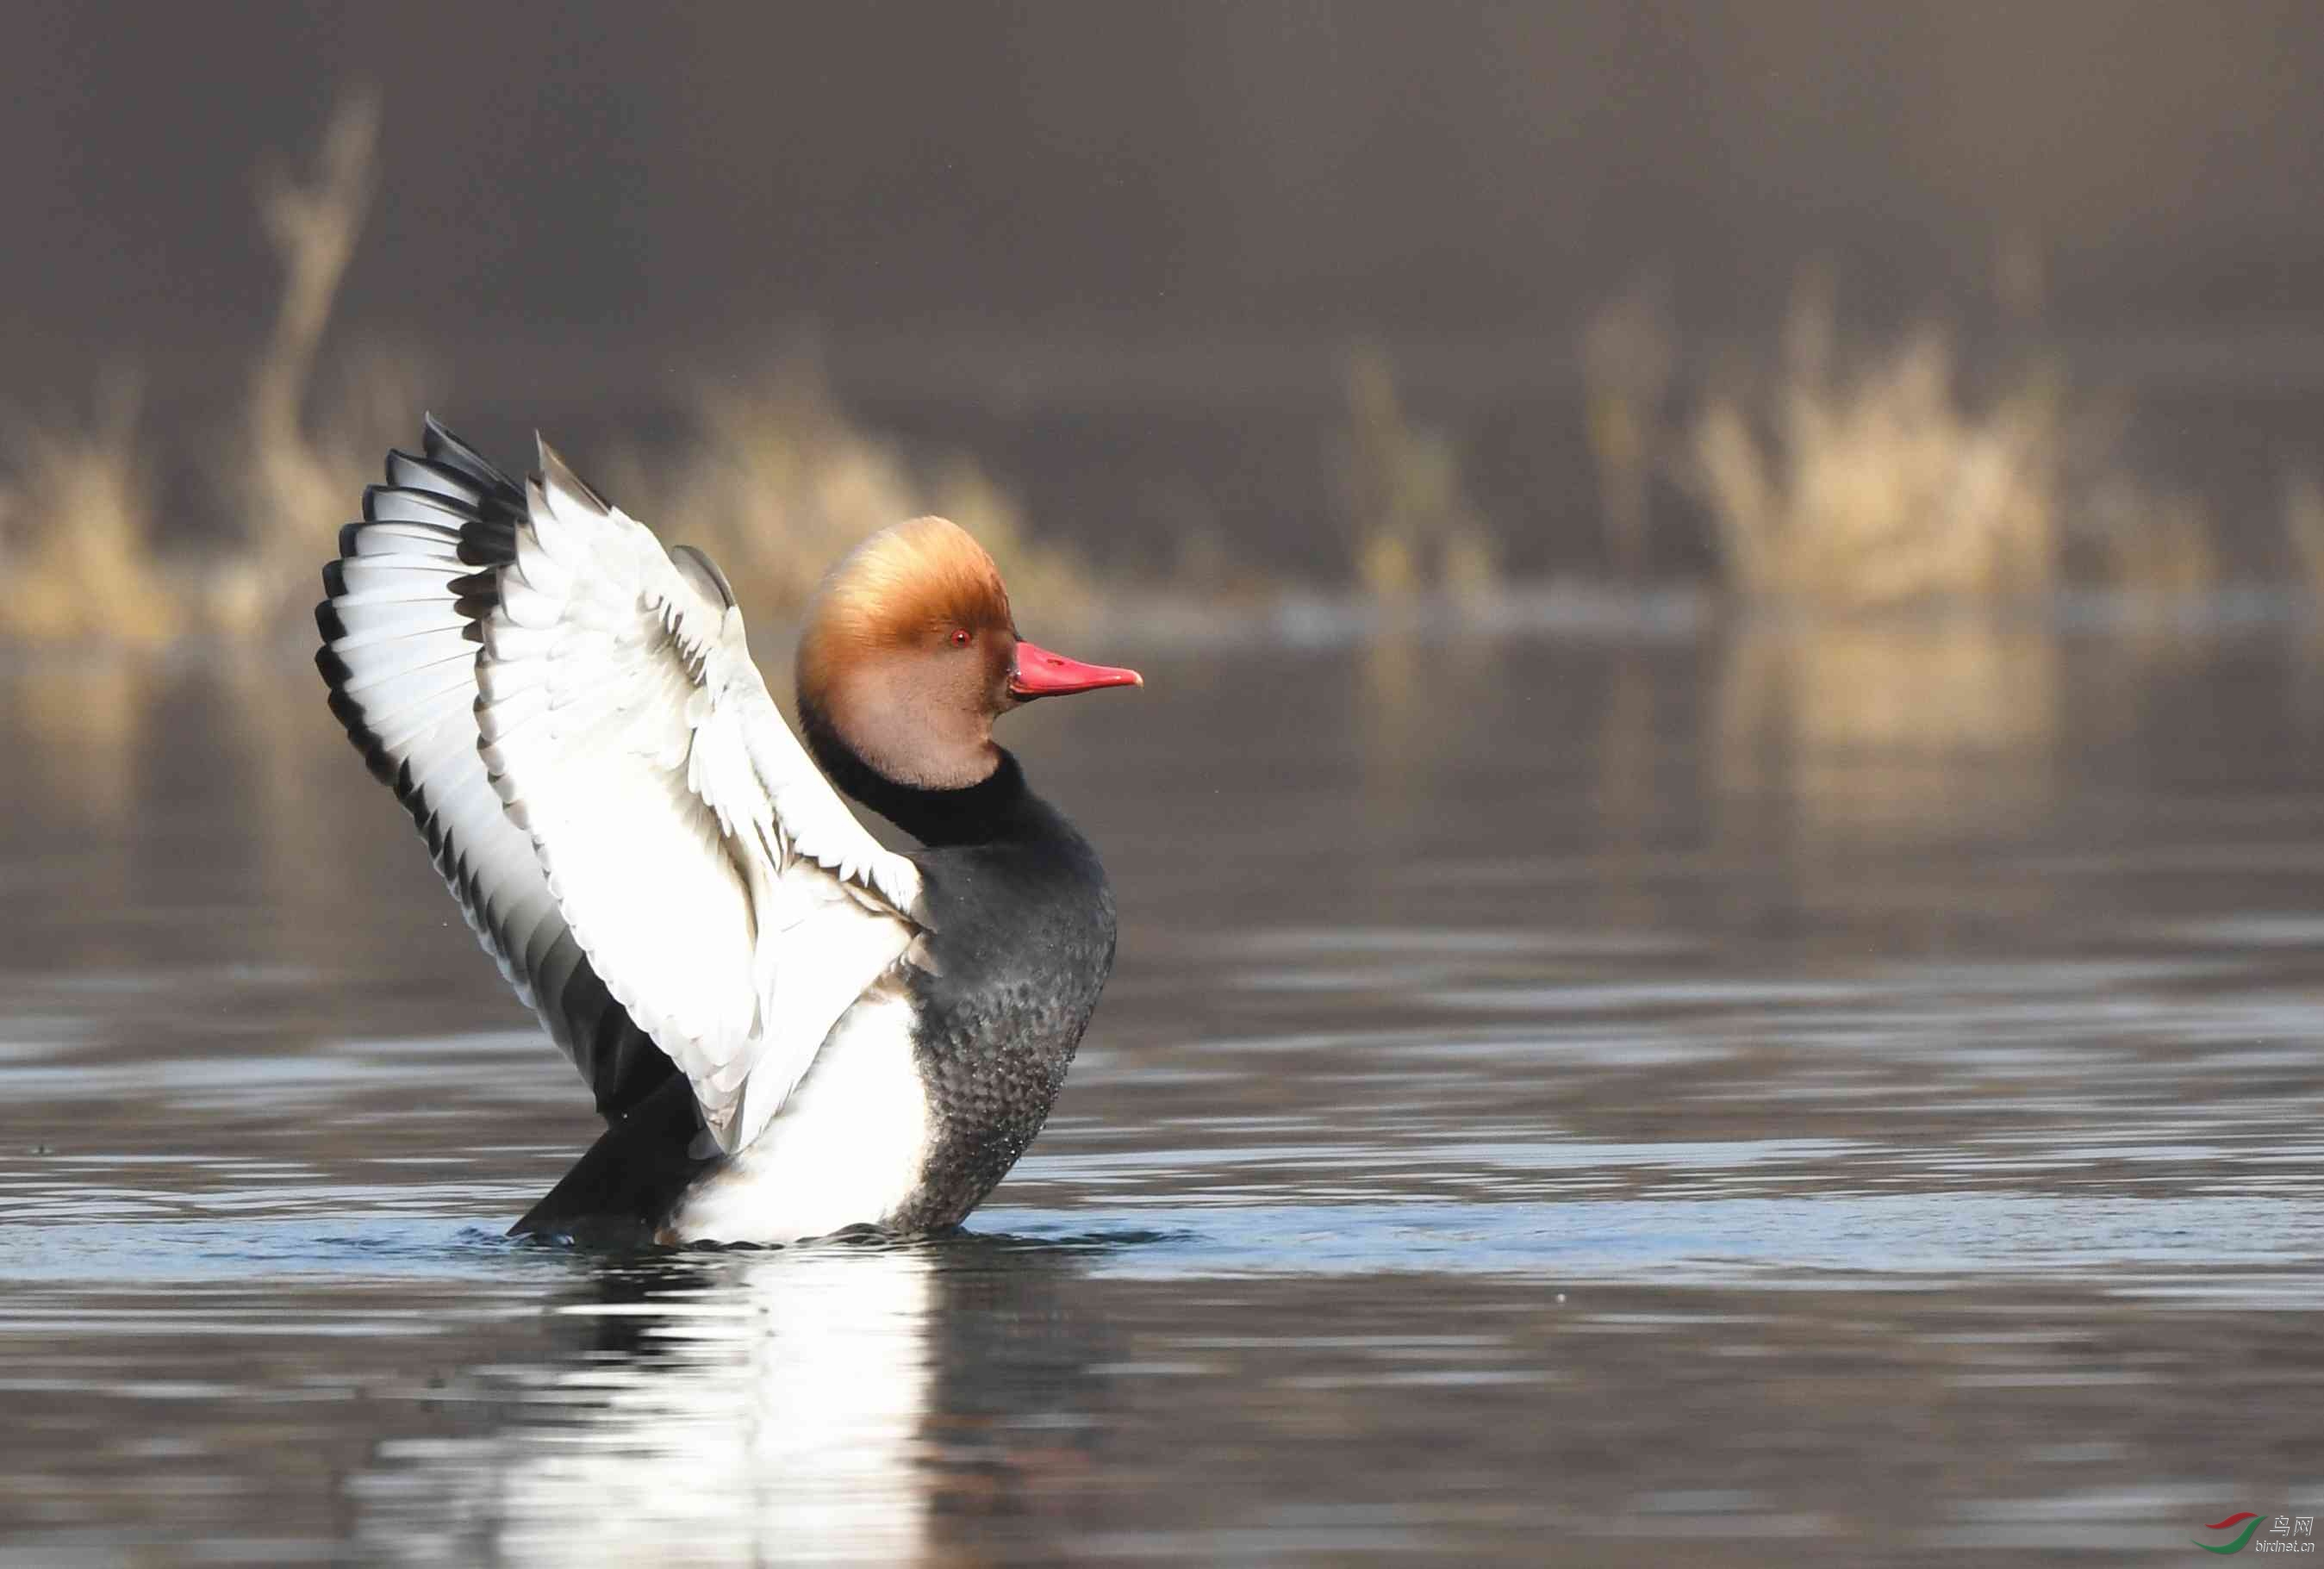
[9,0,2324,623]
[8,4,2324,1561]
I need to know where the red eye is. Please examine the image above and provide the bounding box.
[950,628,972,647]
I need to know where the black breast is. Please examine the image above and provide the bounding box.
[795,725,1120,1233]
[894,781,1116,1230]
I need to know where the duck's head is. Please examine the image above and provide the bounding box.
[797,516,1141,790]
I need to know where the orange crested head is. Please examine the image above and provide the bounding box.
[796,516,1141,794]
[798,516,1013,704]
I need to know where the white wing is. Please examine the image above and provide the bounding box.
[473,439,925,1154]
[318,419,674,1118]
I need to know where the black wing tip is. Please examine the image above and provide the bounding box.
[457,520,518,564]
[315,638,426,794]
[670,544,738,611]
[338,414,513,570]
[364,483,480,526]
[422,415,526,507]
[449,563,501,624]
[315,643,354,690]
[318,676,400,788]
[533,433,614,513]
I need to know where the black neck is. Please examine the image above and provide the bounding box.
[801,700,1050,848]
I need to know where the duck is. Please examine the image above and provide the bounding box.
[315,417,1141,1246]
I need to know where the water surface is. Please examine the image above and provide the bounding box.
[3,617,2322,1563]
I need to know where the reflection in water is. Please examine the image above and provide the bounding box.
[214,644,383,969]
[1355,631,1501,833]
[1590,652,1664,926]
[3,651,154,831]
[353,1241,1106,1566]
[1712,614,2059,845]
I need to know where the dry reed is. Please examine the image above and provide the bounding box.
[220,87,433,638]
[0,377,181,647]
[1685,283,2227,607]
[2284,470,2324,602]
[0,89,417,648]
[604,357,1093,626]
[1582,280,1676,579]
[1,86,1079,649]
[2079,477,2217,603]
[1685,288,2063,607]
[1332,347,1496,598]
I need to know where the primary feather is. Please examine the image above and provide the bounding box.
[318,420,927,1155]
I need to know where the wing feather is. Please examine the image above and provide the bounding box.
[316,418,676,1119]
[471,438,927,1153]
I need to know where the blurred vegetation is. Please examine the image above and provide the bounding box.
[0,94,1084,652]
[1682,280,2225,608]
[0,94,2307,654]
[604,356,1091,626]
[1685,283,2062,607]
[222,89,432,641]
[2284,470,2324,603]
[2078,476,2219,607]
[1582,280,1677,582]
[1331,347,1497,599]
[0,93,415,649]
[0,377,181,647]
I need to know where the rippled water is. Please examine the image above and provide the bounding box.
[4,614,2323,1563]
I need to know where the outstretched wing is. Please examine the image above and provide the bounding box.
[473,439,925,1154]
[316,419,674,1118]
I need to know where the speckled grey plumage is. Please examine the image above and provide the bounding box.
[889,797,1118,1231]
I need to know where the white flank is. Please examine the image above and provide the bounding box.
[664,984,935,1244]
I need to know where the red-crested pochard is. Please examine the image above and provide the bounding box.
[316,418,1140,1245]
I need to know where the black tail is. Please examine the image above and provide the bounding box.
[510,1074,719,1248]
